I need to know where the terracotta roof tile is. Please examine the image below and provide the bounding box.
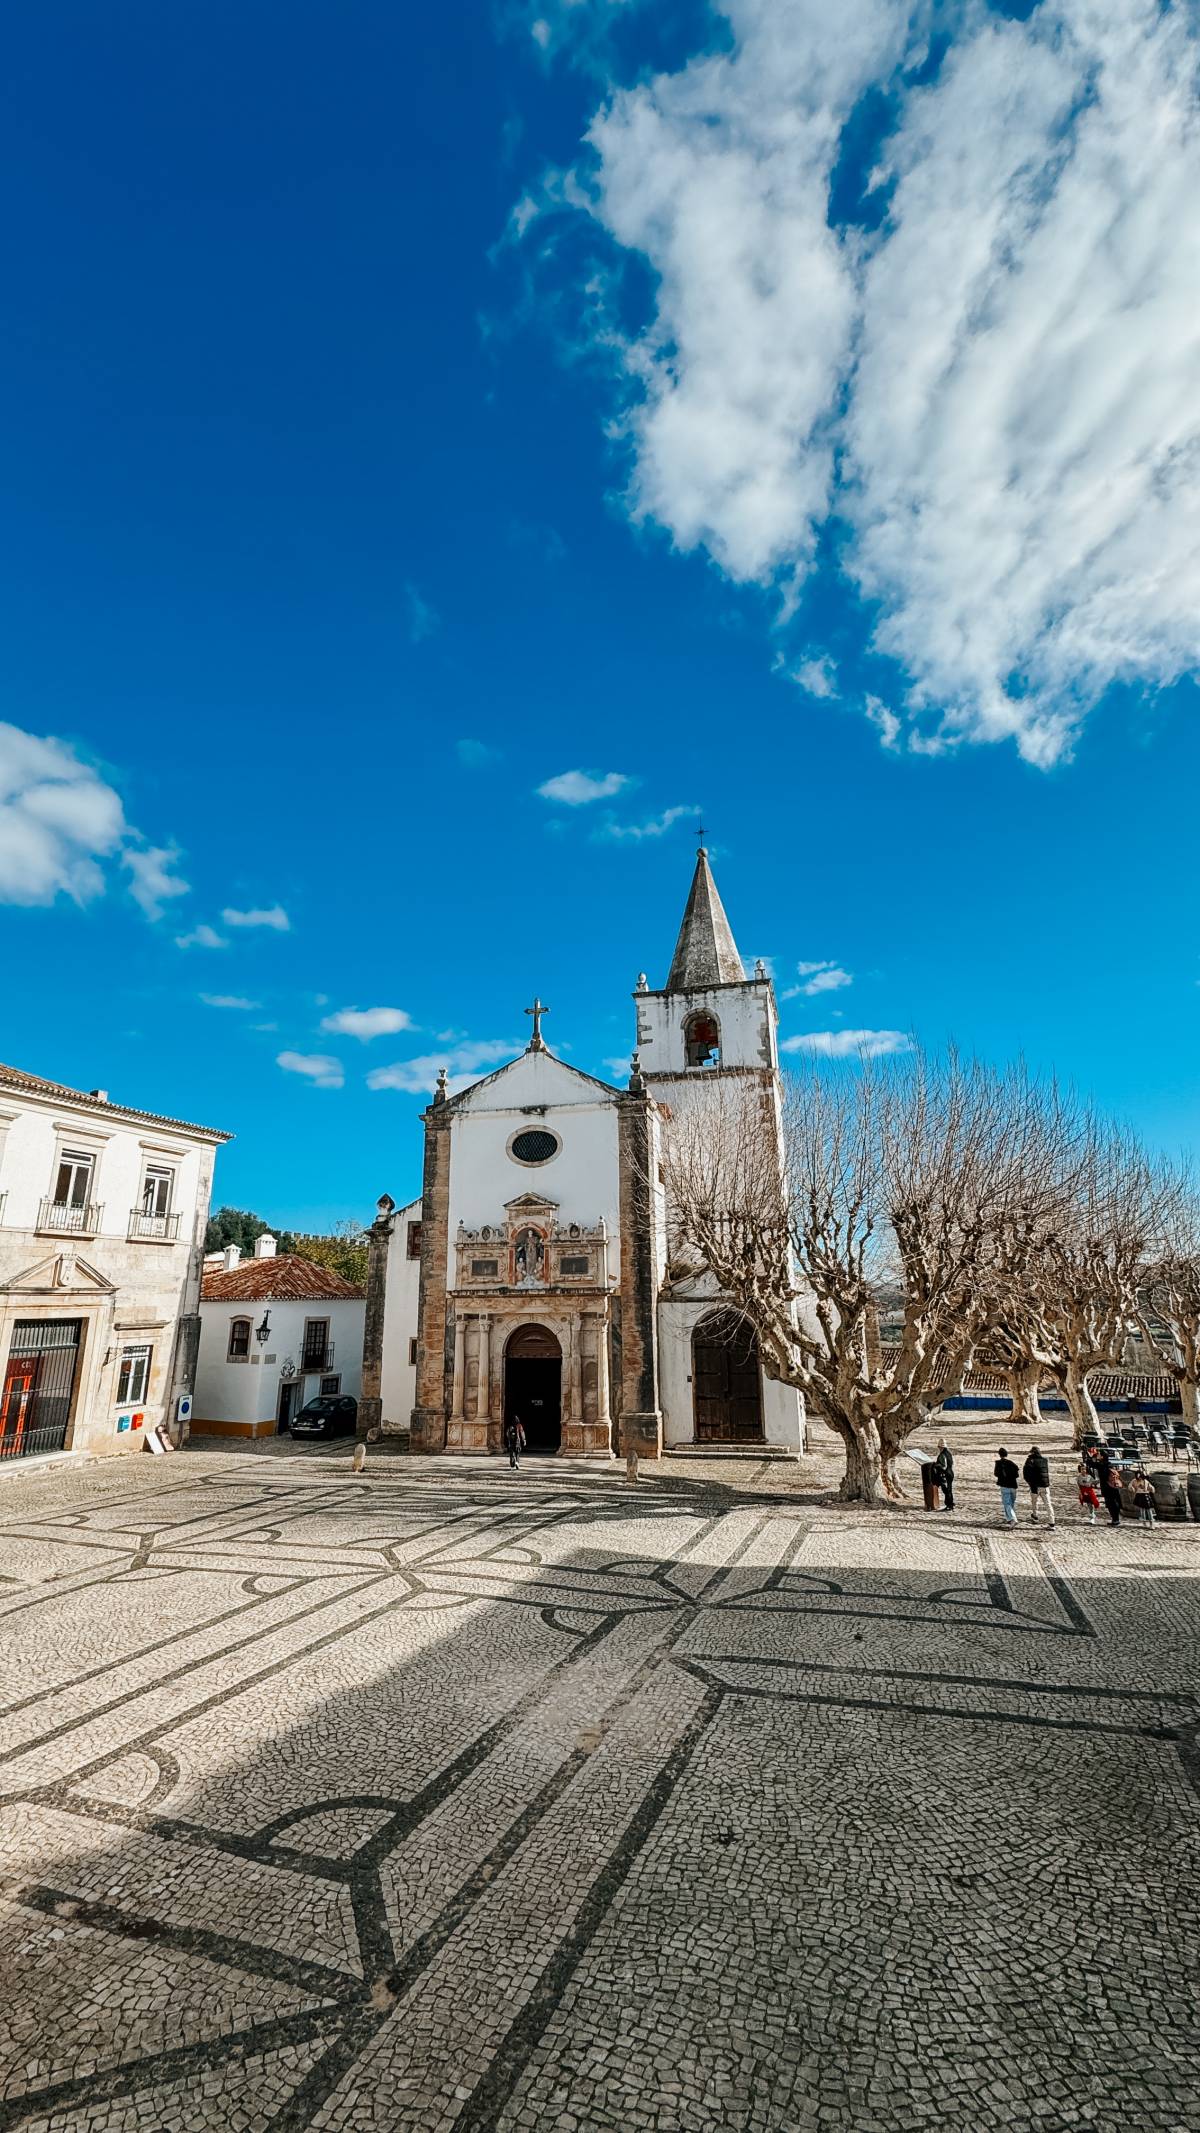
[201,1255,364,1302]
[0,1061,231,1142]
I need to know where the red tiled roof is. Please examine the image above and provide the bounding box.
[201,1255,364,1302]
[0,1061,231,1142]
[880,1345,1178,1403]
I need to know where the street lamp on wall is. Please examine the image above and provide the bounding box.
[255,1313,271,1347]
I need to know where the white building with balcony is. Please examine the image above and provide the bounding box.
[0,1060,230,1465]
[194,1235,365,1438]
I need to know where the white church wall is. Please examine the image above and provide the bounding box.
[380,1198,421,1433]
[658,1294,805,1453]
[446,1055,622,1257]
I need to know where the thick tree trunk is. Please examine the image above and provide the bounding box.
[878,1410,921,1501]
[1007,1362,1042,1428]
[1180,1378,1199,1433]
[1064,1360,1100,1447]
[833,1414,887,1504]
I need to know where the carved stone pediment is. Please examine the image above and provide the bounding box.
[1,1251,117,1297]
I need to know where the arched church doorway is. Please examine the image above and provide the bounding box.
[692,1313,764,1444]
[505,1323,562,1455]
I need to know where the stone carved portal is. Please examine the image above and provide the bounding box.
[504,1322,561,1455]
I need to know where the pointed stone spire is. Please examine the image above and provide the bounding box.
[665,848,745,991]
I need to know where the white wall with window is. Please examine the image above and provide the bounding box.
[194,1251,365,1439]
[0,1064,229,1463]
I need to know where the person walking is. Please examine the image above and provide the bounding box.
[1132,1467,1157,1529]
[994,1448,1020,1527]
[1101,1463,1123,1527]
[504,1414,526,1470]
[1022,1444,1056,1529]
[934,1438,955,1512]
[1076,1461,1100,1525]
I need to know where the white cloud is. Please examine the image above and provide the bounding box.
[784,959,853,999]
[596,803,693,841]
[201,994,260,1010]
[0,721,148,911]
[456,738,501,769]
[277,1050,344,1089]
[561,0,1200,764]
[222,904,290,932]
[367,1039,518,1097]
[320,1006,414,1041]
[793,657,838,701]
[603,1053,634,1077]
[176,923,226,950]
[864,695,901,752]
[538,768,629,805]
[405,582,439,643]
[122,843,190,922]
[782,1028,909,1059]
[531,17,551,49]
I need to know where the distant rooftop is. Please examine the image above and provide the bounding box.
[201,1254,364,1303]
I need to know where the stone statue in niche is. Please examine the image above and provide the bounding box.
[514,1228,545,1286]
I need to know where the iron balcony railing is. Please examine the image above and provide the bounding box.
[127,1207,182,1243]
[37,1197,101,1237]
[301,1337,335,1372]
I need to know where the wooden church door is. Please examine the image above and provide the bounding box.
[692,1315,764,1443]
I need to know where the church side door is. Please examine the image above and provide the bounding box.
[692,1317,764,1444]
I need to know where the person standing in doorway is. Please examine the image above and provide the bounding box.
[934,1438,955,1512]
[504,1414,526,1470]
[994,1448,1020,1526]
[1023,1445,1056,1529]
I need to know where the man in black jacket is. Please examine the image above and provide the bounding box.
[1022,1445,1056,1529]
[994,1448,1019,1526]
[934,1438,955,1512]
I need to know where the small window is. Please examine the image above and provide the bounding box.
[408,1337,418,1366]
[55,1152,94,1207]
[471,1258,499,1277]
[116,1344,152,1406]
[684,1011,721,1068]
[509,1128,560,1165]
[561,1254,589,1276]
[407,1221,423,1260]
[228,1317,251,1360]
[320,1374,340,1395]
[302,1318,330,1370]
[142,1166,173,1217]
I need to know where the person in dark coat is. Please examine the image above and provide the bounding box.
[994,1448,1019,1526]
[1022,1445,1056,1529]
[504,1414,526,1470]
[1101,1466,1123,1526]
[934,1438,955,1512]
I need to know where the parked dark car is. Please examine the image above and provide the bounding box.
[290,1394,358,1441]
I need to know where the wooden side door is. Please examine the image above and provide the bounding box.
[692,1318,764,1444]
[1,1358,38,1453]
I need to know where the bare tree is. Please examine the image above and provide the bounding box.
[661,1050,1043,1504]
[1023,1122,1175,1446]
[1137,1177,1200,1434]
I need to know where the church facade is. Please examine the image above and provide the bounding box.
[363,851,804,1459]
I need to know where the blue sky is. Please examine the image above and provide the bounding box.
[2,0,1199,1228]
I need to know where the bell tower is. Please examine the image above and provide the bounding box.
[632,846,778,1090]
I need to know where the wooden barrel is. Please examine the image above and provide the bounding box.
[1186,1473,1200,1524]
[1150,1469,1188,1521]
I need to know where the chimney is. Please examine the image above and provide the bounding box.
[255,1233,277,1260]
[222,1245,241,1272]
[89,1088,109,1103]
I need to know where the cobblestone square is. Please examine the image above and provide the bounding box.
[0,1429,1197,2132]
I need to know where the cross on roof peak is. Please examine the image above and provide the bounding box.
[524,996,550,1051]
